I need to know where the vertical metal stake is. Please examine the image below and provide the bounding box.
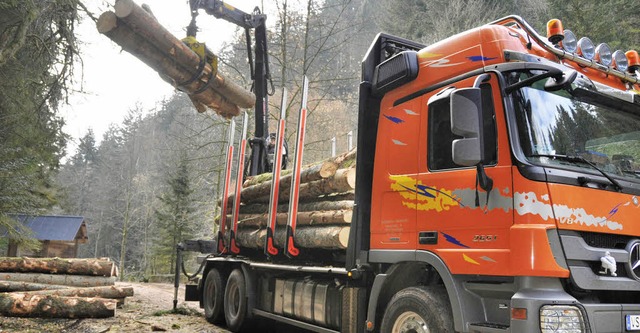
[265,88,288,257]
[229,112,249,254]
[217,120,235,254]
[285,76,309,258]
[331,136,336,157]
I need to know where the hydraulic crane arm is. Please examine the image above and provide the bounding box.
[196,0,265,29]
[188,0,273,176]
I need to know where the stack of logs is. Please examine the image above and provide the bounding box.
[96,0,255,118]
[0,257,133,318]
[220,149,356,250]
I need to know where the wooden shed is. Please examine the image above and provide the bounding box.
[4,215,88,258]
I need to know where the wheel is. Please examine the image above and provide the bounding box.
[224,268,250,332]
[380,286,454,333]
[203,268,225,324]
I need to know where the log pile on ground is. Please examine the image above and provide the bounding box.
[0,257,132,318]
[96,0,254,118]
[220,149,356,250]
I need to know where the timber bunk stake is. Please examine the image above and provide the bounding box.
[285,76,309,258]
[229,112,248,254]
[264,89,288,257]
[217,120,236,254]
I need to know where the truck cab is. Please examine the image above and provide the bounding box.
[357,15,640,333]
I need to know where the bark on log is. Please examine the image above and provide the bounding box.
[0,293,117,318]
[236,200,354,215]
[0,281,69,293]
[322,191,355,202]
[97,9,252,118]
[254,168,355,203]
[0,273,116,288]
[333,148,357,168]
[235,226,349,249]
[113,0,255,109]
[0,257,117,277]
[242,160,338,188]
[239,161,339,201]
[19,285,134,300]
[239,168,355,204]
[233,209,352,228]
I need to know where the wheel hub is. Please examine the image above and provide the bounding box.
[392,311,430,333]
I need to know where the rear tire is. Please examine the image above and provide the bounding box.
[203,268,225,324]
[224,269,250,332]
[380,286,454,333]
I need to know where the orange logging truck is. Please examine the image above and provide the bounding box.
[173,2,640,333]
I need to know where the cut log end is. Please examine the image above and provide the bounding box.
[113,0,136,19]
[96,11,118,34]
[318,161,339,179]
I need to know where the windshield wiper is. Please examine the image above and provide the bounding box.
[529,154,623,191]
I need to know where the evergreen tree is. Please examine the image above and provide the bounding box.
[548,0,639,51]
[0,0,82,242]
[154,154,195,274]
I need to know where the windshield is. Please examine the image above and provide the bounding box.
[508,71,640,182]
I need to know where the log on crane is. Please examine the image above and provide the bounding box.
[96,0,255,119]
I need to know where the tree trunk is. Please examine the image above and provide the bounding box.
[235,209,352,228]
[0,273,116,288]
[235,226,349,249]
[238,168,355,204]
[20,285,134,300]
[333,148,357,168]
[96,10,250,118]
[235,199,354,215]
[117,0,254,103]
[0,293,116,318]
[0,257,117,277]
[0,281,68,293]
[242,159,338,188]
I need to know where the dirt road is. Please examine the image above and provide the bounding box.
[0,282,230,333]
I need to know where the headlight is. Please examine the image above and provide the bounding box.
[612,50,629,71]
[595,43,612,66]
[577,37,595,60]
[561,30,577,53]
[540,305,586,333]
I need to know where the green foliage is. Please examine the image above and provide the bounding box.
[548,0,639,51]
[153,153,196,274]
[378,0,540,44]
[0,0,81,239]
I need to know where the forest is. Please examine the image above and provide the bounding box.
[1,0,639,280]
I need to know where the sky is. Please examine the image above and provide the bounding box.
[62,0,266,155]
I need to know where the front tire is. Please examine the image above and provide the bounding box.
[380,286,454,333]
[224,268,250,332]
[203,268,225,324]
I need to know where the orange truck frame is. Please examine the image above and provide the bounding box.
[186,15,640,333]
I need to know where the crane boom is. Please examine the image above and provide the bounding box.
[189,0,273,176]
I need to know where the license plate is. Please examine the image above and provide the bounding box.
[627,315,640,331]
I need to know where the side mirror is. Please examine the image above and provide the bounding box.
[451,88,484,167]
[544,70,578,91]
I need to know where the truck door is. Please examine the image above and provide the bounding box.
[415,73,513,276]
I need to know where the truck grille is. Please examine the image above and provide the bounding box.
[559,230,640,292]
[579,231,633,250]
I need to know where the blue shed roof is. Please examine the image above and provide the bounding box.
[7,215,87,242]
